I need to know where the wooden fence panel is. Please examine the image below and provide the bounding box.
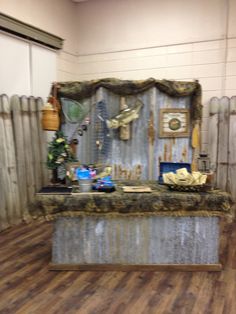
[0,95,21,225]
[208,97,220,179]
[208,96,236,201]
[36,98,49,186]
[0,94,48,232]
[0,168,8,230]
[21,96,36,203]
[11,95,28,220]
[216,97,230,191]
[228,96,236,200]
[0,103,10,230]
[29,97,42,192]
[0,95,15,226]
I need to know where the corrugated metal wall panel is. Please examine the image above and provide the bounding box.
[52,216,219,265]
[62,87,192,179]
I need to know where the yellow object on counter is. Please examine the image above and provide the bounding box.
[163,168,207,186]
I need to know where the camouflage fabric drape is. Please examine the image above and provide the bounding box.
[31,182,233,221]
[53,78,202,121]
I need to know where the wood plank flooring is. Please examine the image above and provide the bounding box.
[0,219,235,314]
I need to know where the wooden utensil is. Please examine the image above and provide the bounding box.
[191,121,200,171]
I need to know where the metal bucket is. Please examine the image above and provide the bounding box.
[79,179,92,192]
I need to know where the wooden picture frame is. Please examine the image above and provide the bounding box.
[159,108,190,138]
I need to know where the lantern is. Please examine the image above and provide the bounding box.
[197,153,211,173]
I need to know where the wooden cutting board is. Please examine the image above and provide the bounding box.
[122,186,152,193]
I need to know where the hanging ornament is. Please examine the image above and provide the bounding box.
[41,95,60,131]
[84,116,90,125]
[96,140,103,151]
[78,128,83,136]
[70,138,79,155]
[72,138,79,145]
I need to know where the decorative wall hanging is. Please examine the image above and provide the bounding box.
[106,99,143,129]
[61,98,90,136]
[159,108,190,138]
[41,96,60,131]
[61,98,89,124]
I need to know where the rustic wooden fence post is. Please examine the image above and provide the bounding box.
[0,100,10,231]
[208,95,236,201]
[0,168,9,231]
[11,95,29,221]
[36,97,49,186]
[208,97,220,185]
[0,94,49,231]
[228,96,236,200]
[21,96,36,204]
[216,97,230,191]
[0,95,21,225]
[29,97,42,192]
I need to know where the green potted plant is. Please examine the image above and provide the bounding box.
[47,130,77,183]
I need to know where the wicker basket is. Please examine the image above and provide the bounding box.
[41,108,60,131]
[165,184,211,192]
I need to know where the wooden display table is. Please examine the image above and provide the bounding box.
[32,182,233,271]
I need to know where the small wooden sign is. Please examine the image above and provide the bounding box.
[159,108,190,138]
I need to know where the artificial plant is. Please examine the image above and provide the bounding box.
[47,130,77,181]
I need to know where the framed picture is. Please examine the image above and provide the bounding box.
[66,162,80,182]
[159,108,190,138]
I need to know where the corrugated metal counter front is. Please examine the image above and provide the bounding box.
[32,182,233,271]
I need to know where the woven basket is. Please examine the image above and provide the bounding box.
[165,184,210,192]
[41,108,60,131]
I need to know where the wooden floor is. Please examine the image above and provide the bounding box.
[0,220,236,314]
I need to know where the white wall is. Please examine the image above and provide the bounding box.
[76,0,227,55]
[0,32,31,96]
[31,45,57,100]
[0,0,78,82]
[0,32,57,100]
[75,0,236,151]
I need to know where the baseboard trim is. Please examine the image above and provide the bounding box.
[49,263,222,272]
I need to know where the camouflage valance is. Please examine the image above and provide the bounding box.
[53,78,202,121]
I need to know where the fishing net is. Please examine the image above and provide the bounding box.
[60,97,90,124]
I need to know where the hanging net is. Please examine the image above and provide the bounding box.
[61,97,90,124]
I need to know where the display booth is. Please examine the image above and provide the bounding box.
[33,78,233,271]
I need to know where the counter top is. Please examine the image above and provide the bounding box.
[30,181,234,220]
